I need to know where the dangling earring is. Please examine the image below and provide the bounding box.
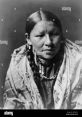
[27,44,32,61]
[32,48,37,65]
[28,44,32,53]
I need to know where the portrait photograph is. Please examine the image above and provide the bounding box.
[0,0,82,115]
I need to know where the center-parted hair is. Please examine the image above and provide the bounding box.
[25,9,62,38]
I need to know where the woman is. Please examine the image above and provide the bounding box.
[3,9,82,109]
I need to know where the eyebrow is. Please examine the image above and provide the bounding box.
[34,29,45,35]
[35,31,45,37]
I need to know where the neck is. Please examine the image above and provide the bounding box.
[37,57,54,67]
[34,55,55,77]
[38,61,55,77]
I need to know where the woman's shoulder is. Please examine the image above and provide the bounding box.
[6,44,29,90]
[11,44,28,65]
[7,44,28,77]
[65,39,82,58]
[65,39,82,52]
[12,44,27,58]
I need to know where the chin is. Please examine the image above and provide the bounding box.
[41,54,55,60]
[36,51,56,60]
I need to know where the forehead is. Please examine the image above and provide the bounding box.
[31,21,59,35]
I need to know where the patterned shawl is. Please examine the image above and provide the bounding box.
[3,39,82,109]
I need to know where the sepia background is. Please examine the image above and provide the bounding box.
[0,0,82,107]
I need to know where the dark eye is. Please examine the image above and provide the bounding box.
[36,34,45,37]
[49,32,60,36]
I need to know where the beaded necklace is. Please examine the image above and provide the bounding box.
[39,68,59,81]
[38,63,60,81]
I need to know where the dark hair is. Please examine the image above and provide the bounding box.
[25,9,62,38]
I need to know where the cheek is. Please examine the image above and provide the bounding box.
[53,36,60,45]
[30,38,44,50]
[52,36,61,53]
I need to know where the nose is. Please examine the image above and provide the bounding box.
[45,34,52,45]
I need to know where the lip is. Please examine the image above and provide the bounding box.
[43,49,54,51]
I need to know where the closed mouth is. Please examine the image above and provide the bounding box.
[43,49,55,51]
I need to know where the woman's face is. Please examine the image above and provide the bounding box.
[29,20,62,60]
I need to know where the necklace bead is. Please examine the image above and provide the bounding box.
[39,69,58,81]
